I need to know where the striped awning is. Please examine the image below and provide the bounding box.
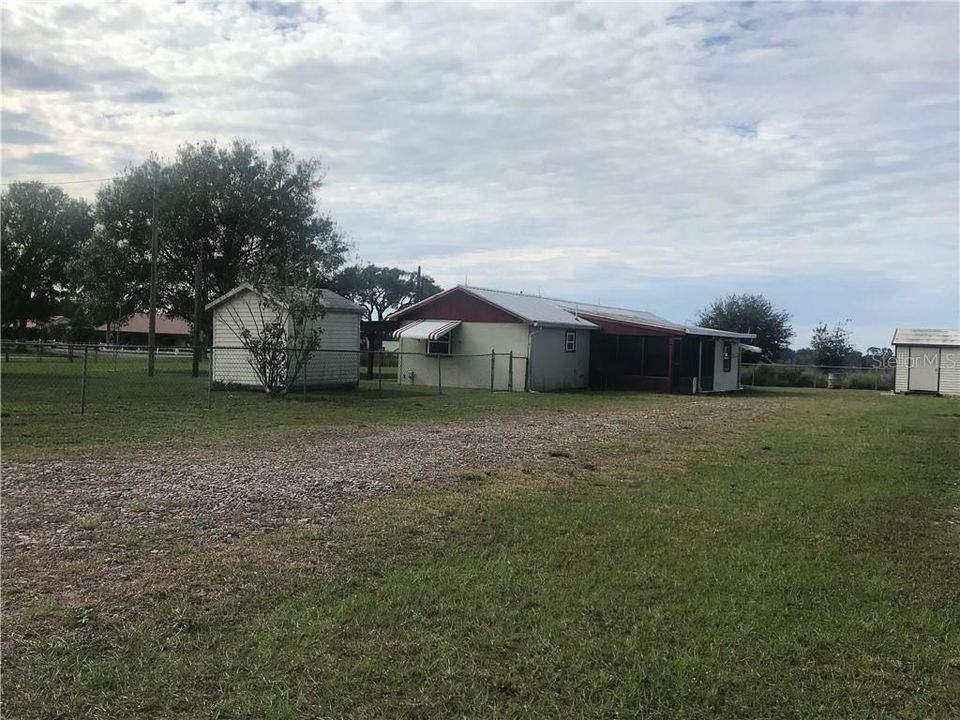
[740,343,763,354]
[394,319,461,340]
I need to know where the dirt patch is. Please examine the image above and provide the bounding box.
[2,394,787,624]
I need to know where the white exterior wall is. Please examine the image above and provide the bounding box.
[211,290,280,387]
[292,311,360,388]
[211,288,360,388]
[528,327,591,391]
[894,346,910,393]
[894,345,960,395]
[711,340,741,392]
[398,322,530,391]
[940,348,960,396]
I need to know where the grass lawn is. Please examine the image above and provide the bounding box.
[3,389,958,718]
[0,353,660,457]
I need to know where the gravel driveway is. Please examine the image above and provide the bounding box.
[2,396,781,617]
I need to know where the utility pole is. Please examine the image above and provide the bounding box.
[147,166,159,376]
[416,265,422,302]
[191,248,203,378]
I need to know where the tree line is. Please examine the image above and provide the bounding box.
[1,138,440,343]
[696,294,891,367]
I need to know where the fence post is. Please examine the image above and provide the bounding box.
[378,349,384,391]
[508,350,513,392]
[437,355,442,395]
[490,350,495,392]
[207,346,213,410]
[80,345,89,414]
[302,350,308,403]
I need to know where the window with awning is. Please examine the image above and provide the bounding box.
[394,320,461,356]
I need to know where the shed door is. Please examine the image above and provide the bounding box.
[909,347,939,392]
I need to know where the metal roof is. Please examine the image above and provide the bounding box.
[465,286,754,340]
[891,328,960,347]
[390,284,755,339]
[205,283,364,314]
[458,286,599,329]
[95,313,190,335]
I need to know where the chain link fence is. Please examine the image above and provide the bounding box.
[1,341,529,417]
[741,362,895,390]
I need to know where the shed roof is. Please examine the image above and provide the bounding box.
[891,328,960,347]
[205,283,364,314]
[95,313,190,335]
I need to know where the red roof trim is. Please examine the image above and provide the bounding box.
[575,312,680,337]
[388,286,528,324]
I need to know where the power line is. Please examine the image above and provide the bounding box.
[0,175,121,187]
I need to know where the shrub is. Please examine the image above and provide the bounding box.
[798,369,827,388]
[743,365,892,390]
[842,371,894,391]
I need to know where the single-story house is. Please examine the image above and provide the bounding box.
[95,313,191,346]
[205,283,364,389]
[388,285,755,393]
[892,328,960,396]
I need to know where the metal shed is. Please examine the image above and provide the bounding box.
[891,328,960,396]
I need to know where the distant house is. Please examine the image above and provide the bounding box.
[892,328,960,396]
[205,283,364,389]
[388,285,754,393]
[95,313,191,346]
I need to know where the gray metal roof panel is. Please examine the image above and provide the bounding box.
[891,328,960,346]
[461,286,599,329]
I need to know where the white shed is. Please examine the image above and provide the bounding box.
[206,283,364,389]
[892,328,960,396]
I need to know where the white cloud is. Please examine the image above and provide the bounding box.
[2,0,957,346]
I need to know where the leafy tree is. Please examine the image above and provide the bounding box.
[67,232,143,337]
[781,347,817,366]
[92,140,347,335]
[696,293,793,361]
[334,264,441,321]
[1,182,93,332]
[810,321,855,367]
[863,346,894,368]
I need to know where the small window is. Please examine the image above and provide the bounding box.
[427,333,451,356]
[723,342,732,372]
[565,331,576,353]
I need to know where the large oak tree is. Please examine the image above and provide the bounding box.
[90,140,347,338]
[1,182,93,332]
[333,264,441,321]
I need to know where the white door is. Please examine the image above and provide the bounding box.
[909,347,940,392]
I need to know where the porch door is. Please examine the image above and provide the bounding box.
[699,339,715,392]
[909,347,939,392]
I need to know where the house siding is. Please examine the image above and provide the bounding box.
[894,346,910,393]
[211,289,280,387]
[292,311,360,388]
[211,287,360,389]
[398,321,530,391]
[937,348,960,396]
[528,327,590,391]
[711,340,740,393]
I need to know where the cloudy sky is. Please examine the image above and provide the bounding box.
[2,1,958,348]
